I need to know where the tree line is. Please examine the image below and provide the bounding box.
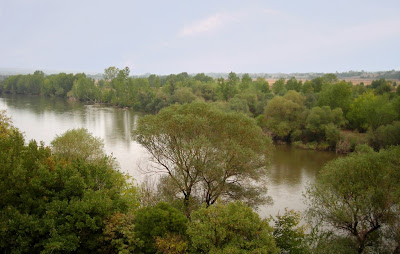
[1,68,400,152]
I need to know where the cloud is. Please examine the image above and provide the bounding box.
[179,11,244,37]
[178,7,281,38]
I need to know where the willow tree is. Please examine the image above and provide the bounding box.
[133,102,272,215]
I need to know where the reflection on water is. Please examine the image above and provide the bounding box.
[260,145,338,217]
[0,94,148,182]
[0,94,338,217]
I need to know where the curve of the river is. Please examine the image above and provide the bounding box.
[0,94,338,218]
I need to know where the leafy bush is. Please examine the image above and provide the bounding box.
[188,202,279,253]
[134,202,188,254]
[337,131,368,153]
[273,209,309,253]
[368,121,400,149]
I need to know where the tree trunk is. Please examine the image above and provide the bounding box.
[183,194,191,218]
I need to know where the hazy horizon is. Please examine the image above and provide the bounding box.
[1,0,399,75]
[1,67,399,77]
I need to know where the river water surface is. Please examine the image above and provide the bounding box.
[0,94,338,218]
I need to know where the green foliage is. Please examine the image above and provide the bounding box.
[51,128,106,163]
[228,96,251,116]
[353,143,374,154]
[309,77,324,93]
[0,71,44,95]
[317,80,352,113]
[170,86,198,104]
[70,75,100,102]
[307,231,358,254]
[306,147,400,253]
[307,74,337,95]
[253,77,270,94]
[134,102,272,214]
[3,70,400,252]
[155,233,188,254]
[352,83,367,98]
[148,74,161,87]
[193,73,213,83]
[371,78,393,95]
[188,202,279,253]
[134,202,188,254]
[336,131,368,154]
[290,129,303,142]
[0,109,15,137]
[286,77,302,92]
[232,92,258,116]
[272,78,287,96]
[321,73,338,84]
[227,72,239,87]
[346,92,375,131]
[306,106,345,145]
[301,80,314,94]
[368,121,400,149]
[103,211,138,254]
[1,72,77,97]
[1,69,398,152]
[217,73,239,100]
[240,73,252,91]
[0,119,136,252]
[323,123,340,146]
[347,92,398,131]
[118,67,131,80]
[283,89,306,105]
[273,209,309,253]
[265,91,307,140]
[192,81,217,101]
[104,66,120,81]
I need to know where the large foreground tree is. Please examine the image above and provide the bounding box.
[133,102,273,215]
[306,146,400,253]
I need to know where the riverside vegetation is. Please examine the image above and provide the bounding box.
[1,68,400,152]
[1,68,400,253]
[1,104,400,253]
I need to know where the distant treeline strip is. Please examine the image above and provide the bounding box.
[1,67,400,152]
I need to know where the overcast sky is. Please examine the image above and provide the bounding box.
[1,0,399,75]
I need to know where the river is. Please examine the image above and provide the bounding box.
[0,94,338,218]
